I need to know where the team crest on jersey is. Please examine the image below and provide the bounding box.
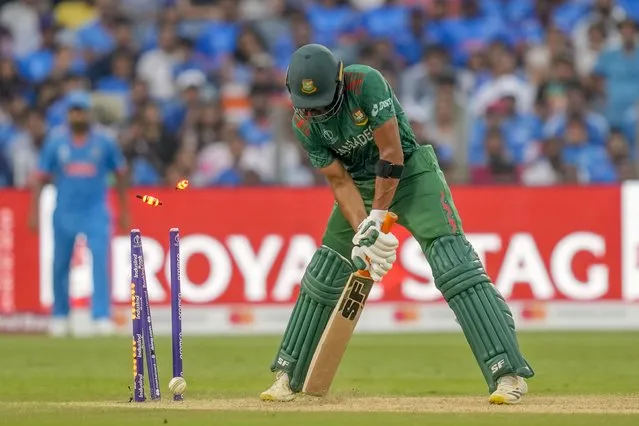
[301,79,317,94]
[351,108,368,126]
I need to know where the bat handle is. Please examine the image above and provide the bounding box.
[380,212,398,234]
[358,212,398,277]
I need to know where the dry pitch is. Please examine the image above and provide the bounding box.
[1,333,637,425]
[14,394,638,414]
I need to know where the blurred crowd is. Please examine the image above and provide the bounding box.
[1,0,639,187]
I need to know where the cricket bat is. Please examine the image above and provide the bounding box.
[303,212,398,397]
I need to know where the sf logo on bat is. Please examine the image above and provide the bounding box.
[339,278,372,321]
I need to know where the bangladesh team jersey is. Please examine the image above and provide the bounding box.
[292,64,419,182]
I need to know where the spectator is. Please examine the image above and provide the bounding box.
[360,0,409,41]
[525,26,571,84]
[544,81,609,146]
[126,78,151,119]
[470,126,519,184]
[424,0,452,44]
[74,0,123,64]
[400,44,450,120]
[422,72,468,178]
[539,54,579,116]
[575,21,607,76]
[137,23,180,100]
[440,0,507,66]
[54,0,97,30]
[392,4,428,66]
[7,108,45,187]
[606,128,635,174]
[182,102,223,152]
[273,11,312,72]
[214,129,263,186]
[562,115,617,183]
[194,0,240,69]
[305,0,357,50]
[0,56,27,99]
[120,102,177,186]
[0,93,28,147]
[172,36,210,76]
[232,25,272,86]
[190,121,236,186]
[33,78,61,112]
[16,16,77,84]
[0,0,42,57]
[238,84,274,147]
[46,44,83,83]
[471,43,534,116]
[593,17,639,128]
[162,69,206,135]
[572,0,625,54]
[458,49,489,98]
[96,49,135,95]
[87,15,137,83]
[522,137,566,186]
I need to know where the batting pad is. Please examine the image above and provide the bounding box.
[270,246,353,392]
[427,235,534,393]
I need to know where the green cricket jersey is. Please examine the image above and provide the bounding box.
[292,64,419,182]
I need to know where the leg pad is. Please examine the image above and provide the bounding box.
[270,246,353,392]
[427,235,534,392]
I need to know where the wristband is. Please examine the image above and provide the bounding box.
[375,159,403,179]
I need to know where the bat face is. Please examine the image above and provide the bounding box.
[339,274,374,321]
[302,272,374,397]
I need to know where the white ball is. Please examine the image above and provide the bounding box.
[168,377,187,395]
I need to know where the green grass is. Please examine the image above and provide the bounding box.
[0,332,637,425]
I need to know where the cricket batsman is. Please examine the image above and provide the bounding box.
[260,44,534,404]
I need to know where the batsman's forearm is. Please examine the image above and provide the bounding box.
[372,177,399,210]
[372,118,403,211]
[332,179,367,231]
[372,149,402,210]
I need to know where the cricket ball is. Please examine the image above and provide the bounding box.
[169,377,187,395]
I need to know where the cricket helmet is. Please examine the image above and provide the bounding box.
[286,44,345,122]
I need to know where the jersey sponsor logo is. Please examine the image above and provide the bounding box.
[371,97,393,117]
[301,79,317,94]
[351,108,368,126]
[64,162,97,177]
[335,126,373,155]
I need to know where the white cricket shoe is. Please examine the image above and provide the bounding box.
[489,375,528,405]
[260,371,296,402]
[95,319,115,336]
[48,317,70,338]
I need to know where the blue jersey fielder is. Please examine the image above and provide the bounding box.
[38,126,125,217]
[34,90,128,335]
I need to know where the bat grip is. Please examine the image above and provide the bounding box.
[358,212,398,277]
